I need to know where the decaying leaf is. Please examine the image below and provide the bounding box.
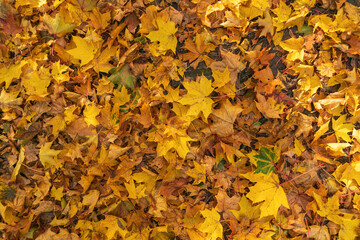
[1,0,360,239]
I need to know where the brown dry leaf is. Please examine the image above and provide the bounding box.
[210,50,246,84]
[255,93,282,118]
[215,190,240,212]
[2,0,360,239]
[82,190,100,213]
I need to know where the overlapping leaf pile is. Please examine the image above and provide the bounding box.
[1,0,360,239]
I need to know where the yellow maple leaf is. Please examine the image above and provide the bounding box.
[231,196,261,221]
[51,61,69,83]
[252,0,270,11]
[157,135,194,159]
[125,177,146,199]
[98,215,128,239]
[84,103,101,126]
[279,37,305,61]
[198,208,223,240]
[64,105,77,124]
[92,46,117,73]
[147,17,177,54]
[318,62,336,77]
[98,145,118,167]
[67,36,97,66]
[0,61,26,89]
[39,142,62,169]
[164,86,181,103]
[313,120,329,142]
[181,32,216,68]
[50,186,64,201]
[126,226,151,240]
[271,0,292,30]
[22,67,51,97]
[332,115,353,142]
[212,67,231,89]
[113,87,130,107]
[132,170,157,192]
[186,162,206,185]
[246,174,289,218]
[178,76,214,119]
[47,114,66,136]
[339,218,360,240]
[313,192,343,225]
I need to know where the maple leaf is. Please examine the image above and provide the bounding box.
[98,146,117,167]
[39,142,62,169]
[313,120,330,142]
[0,90,22,108]
[231,196,261,221]
[215,190,240,212]
[126,226,151,240]
[98,215,128,239]
[0,61,26,89]
[92,46,117,73]
[49,216,69,227]
[332,162,360,187]
[113,87,131,107]
[82,189,100,213]
[109,65,135,90]
[212,67,231,89]
[180,32,215,68]
[67,36,97,66]
[204,99,243,137]
[186,161,206,185]
[210,50,245,84]
[178,76,214,119]
[271,0,292,30]
[246,174,289,218]
[332,115,353,142]
[125,177,146,199]
[255,93,284,119]
[157,135,194,159]
[47,114,66,136]
[42,13,75,36]
[22,67,52,97]
[257,9,274,37]
[253,147,278,175]
[84,103,101,126]
[51,61,70,83]
[279,37,305,61]
[339,218,360,240]
[147,17,177,54]
[312,192,344,225]
[50,186,64,201]
[198,208,223,240]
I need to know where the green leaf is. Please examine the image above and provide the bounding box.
[253,147,278,174]
[299,24,313,36]
[42,13,75,36]
[109,64,135,90]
